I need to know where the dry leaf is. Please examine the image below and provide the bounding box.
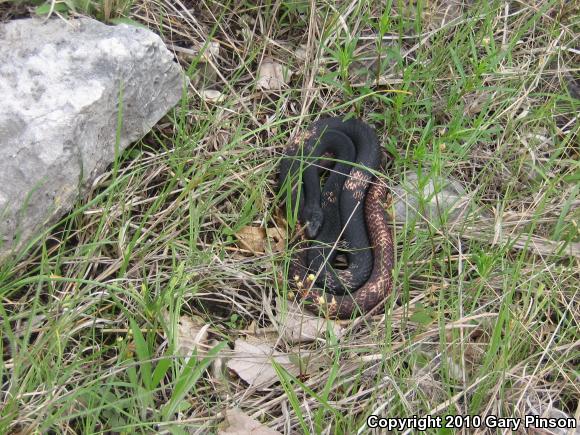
[226,338,299,389]
[219,408,281,435]
[266,226,286,252]
[294,44,308,61]
[524,393,579,435]
[463,90,490,117]
[276,298,343,344]
[164,313,227,381]
[202,41,220,62]
[235,226,266,254]
[201,89,225,103]
[209,338,226,381]
[257,58,291,90]
[163,312,211,360]
[444,356,465,382]
[183,40,220,62]
[288,347,332,375]
[235,225,285,254]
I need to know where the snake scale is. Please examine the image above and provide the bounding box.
[278,117,395,319]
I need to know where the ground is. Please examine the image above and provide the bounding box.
[0,0,578,434]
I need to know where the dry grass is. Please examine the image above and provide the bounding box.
[1,0,579,433]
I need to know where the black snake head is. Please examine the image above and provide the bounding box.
[305,208,324,239]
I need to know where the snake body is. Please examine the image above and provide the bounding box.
[279,117,395,318]
[279,119,373,294]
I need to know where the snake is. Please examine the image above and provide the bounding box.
[278,117,395,318]
[279,119,371,294]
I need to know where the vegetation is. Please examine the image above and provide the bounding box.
[1,0,578,433]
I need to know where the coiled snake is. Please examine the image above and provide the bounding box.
[279,117,395,319]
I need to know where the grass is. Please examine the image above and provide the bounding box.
[1,0,579,433]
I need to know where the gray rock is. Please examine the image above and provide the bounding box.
[0,17,184,262]
[392,172,471,226]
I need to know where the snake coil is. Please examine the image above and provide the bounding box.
[279,117,395,319]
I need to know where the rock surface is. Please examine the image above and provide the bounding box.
[0,17,184,262]
[392,172,471,225]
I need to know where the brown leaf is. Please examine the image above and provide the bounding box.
[235,225,286,254]
[287,347,333,375]
[235,226,267,254]
[219,408,281,435]
[276,298,343,344]
[257,58,291,90]
[201,89,225,103]
[226,338,299,389]
[463,90,490,117]
[162,312,211,360]
[265,226,286,252]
